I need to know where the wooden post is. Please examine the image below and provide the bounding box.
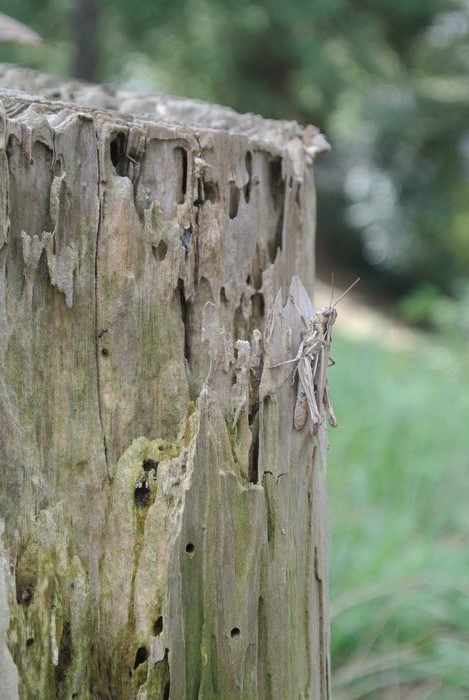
[0,67,331,699]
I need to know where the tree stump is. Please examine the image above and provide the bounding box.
[0,66,331,699]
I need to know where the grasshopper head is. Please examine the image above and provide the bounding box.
[315,306,337,326]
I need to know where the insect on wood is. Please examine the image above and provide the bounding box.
[271,277,360,440]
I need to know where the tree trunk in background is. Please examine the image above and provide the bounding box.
[0,66,331,699]
[71,0,100,82]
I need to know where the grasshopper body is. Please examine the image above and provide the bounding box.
[292,305,338,434]
[272,278,359,439]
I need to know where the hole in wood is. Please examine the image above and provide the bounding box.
[204,181,219,203]
[55,622,72,687]
[153,616,163,636]
[185,543,195,555]
[133,646,148,669]
[163,681,170,700]
[178,278,190,362]
[244,151,252,203]
[26,637,34,647]
[248,408,259,483]
[142,459,158,473]
[229,182,240,219]
[251,292,265,320]
[181,228,191,259]
[152,240,168,262]
[101,348,109,357]
[174,147,188,204]
[230,627,240,638]
[134,477,150,507]
[110,133,128,177]
[268,157,285,262]
[18,583,34,607]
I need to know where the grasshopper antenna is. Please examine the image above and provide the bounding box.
[333,277,360,306]
[329,272,335,307]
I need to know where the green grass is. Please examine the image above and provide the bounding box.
[327,333,469,699]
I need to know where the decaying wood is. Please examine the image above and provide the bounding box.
[0,65,331,699]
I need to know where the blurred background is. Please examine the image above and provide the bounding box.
[2,1,469,696]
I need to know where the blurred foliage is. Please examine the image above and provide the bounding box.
[328,332,469,698]
[1,0,469,302]
[398,282,469,338]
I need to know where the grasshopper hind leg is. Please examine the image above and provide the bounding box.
[293,387,309,431]
[323,379,338,428]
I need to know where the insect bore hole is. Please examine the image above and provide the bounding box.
[133,646,148,669]
[101,348,109,357]
[229,182,240,219]
[134,477,150,507]
[26,637,34,648]
[230,627,240,638]
[153,616,163,636]
[142,459,158,473]
[152,239,168,262]
[110,133,127,177]
[185,542,195,555]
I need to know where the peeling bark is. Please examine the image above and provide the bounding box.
[0,67,330,699]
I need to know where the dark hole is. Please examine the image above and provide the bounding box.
[153,616,163,635]
[229,182,240,219]
[185,543,195,554]
[194,178,203,207]
[248,409,259,483]
[134,646,148,669]
[220,286,228,304]
[101,348,109,357]
[110,133,128,177]
[178,278,190,363]
[251,292,265,320]
[55,622,72,687]
[143,459,158,473]
[204,181,219,203]
[175,147,188,204]
[134,478,150,507]
[269,157,283,195]
[152,240,168,262]
[245,151,253,177]
[244,151,252,203]
[268,157,285,262]
[163,681,171,700]
[230,627,240,638]
[19,584,34,607]
[26,637,34,647]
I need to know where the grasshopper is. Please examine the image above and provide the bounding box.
[272,277,360,437]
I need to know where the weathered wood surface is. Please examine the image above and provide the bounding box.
[0,67,330,699]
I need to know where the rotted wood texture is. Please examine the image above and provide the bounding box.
[0,66,331,699]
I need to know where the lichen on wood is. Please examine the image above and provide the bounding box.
[0,66,331,699]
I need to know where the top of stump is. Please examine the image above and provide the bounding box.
[0,63,330,157]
